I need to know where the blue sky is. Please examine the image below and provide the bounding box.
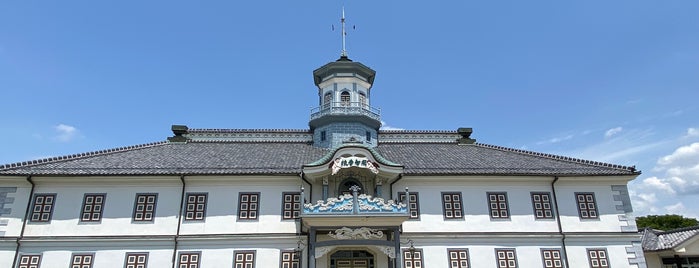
[1,1,698,218]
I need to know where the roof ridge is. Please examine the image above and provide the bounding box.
[657,225,699,235]
[379,130,458,134]
[188,140,313,144]
[188,128,310,133]
[0,141,168,170]
[474,143,639,173]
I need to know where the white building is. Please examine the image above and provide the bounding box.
[0,53,645,268]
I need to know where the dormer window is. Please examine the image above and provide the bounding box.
[341,92,351,106]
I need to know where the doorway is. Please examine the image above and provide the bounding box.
[330,250,374,268]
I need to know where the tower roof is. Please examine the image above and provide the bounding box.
[312,56,376,86]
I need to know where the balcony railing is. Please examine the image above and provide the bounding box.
[310,102,381,121]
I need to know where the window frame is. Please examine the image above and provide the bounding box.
[398,192,420,220]
[587,248,609,268]
[80,193,106,223]
[575,192,599,219]
[340,91,351,106]
[531,192,554,219]
[233,250,256,268]
[184,193,208,221]
[132,193,158,222]
[441,192,464,220]
[495,248,518,268]
[487,192,510,219]
[279,250,300,268]
[238,192,260,221]
[447,248,470,268]
[177,251,201,268]
[402,248,423,268]
[18,254,42,268]
[540,249,563,268]
[124,252,148,268]
[70,253,95,268]
[30,193,57,223]
[281,192,301,220]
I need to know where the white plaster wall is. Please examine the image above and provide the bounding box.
[566,243,638,268]
[643,253,662,268]
[0,184,30,237]
[24,183,181,236]
[0,244,17,268]
[179,177,301,235]
[556,180,628,232]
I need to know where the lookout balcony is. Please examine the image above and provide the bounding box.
[310,102,381,123]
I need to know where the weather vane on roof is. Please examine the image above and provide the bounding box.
[333,6,355,57]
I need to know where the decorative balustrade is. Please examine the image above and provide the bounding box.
[310,102,381,121]
[302,186,408,215]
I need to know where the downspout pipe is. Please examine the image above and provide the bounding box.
[171,175,186,268]
[13,176,35,268]
[389,174,403,200]
[552,176,570,268]
[300,172,312,203]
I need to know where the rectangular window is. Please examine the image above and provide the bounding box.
[448,249,470,268]
[320,131,326,141]
[442,192,463,219]
[576,193,599,219]
[18,254,41,268]
[234,251,256,268]
[185,193,207,221]
[71,253,94,268]
[365,131,371,142]
[80,194,105,222]
[282,192,301,220]
[30,194,56,222]
[280,250,300,268]
[238,193,260,220]
[178,252,201,268]
[541,249,563,268]
[399,192,420,219]
[403,248,423,268]
[531,192,554,219]
[587,249,609,268]
[133,193,158,222]
[495,248,517,268]
[488,192,510,219]
[125,252,148,268]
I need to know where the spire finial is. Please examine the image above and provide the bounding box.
[341,6,347,57]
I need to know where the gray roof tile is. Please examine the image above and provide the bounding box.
[0,139,639,176]
[641,226,699,251]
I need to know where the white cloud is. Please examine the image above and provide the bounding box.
[537,134,574,145]
[380,121,404,131]
[53,124,79,142]
[657,142,699,166]
[664,202,687,215]
[643,142,699,195]
[686,128,699,138]
[604,127,623,138]
[642,177,676,195]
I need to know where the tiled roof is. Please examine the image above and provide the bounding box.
[641,226,699,251]
[0,138,639,176]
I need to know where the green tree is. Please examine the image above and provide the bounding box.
[636,214,698,231]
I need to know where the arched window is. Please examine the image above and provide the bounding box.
[340,91,351,106]
[338,178,363,196]
[323,92,332,109]
[359,92,367,107]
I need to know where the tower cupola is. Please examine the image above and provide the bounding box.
[309,56,380,148]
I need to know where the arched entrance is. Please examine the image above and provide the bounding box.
[330,250,374,268]
[338,178,364,195]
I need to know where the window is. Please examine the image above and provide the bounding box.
[442,192,463,219]
[359,92,367,107]
[280,251,300,268]
[320,131,326,142]
[18,254,41,268]
[71,253,94,268]
[234,251,256,268]
[125,252,148,268]
[398,192,420,219]
[448,249,470,268]
[133,193,158,222]
[282,192,301,220]
[541,249,562,268]
[402,248,423,268]
[323,92,332,109]
[531,192,554,219]
[238,193,260,220]
[184,193,207,221]
[587,249,609,268]
[178,252,201,268]
[495,249,517,268]
[80,194,105,222]
[30,194,56,222]
[576,193,599,219]
[488,192,510,219]
[340,91,350,106]
[365,131,371,142]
